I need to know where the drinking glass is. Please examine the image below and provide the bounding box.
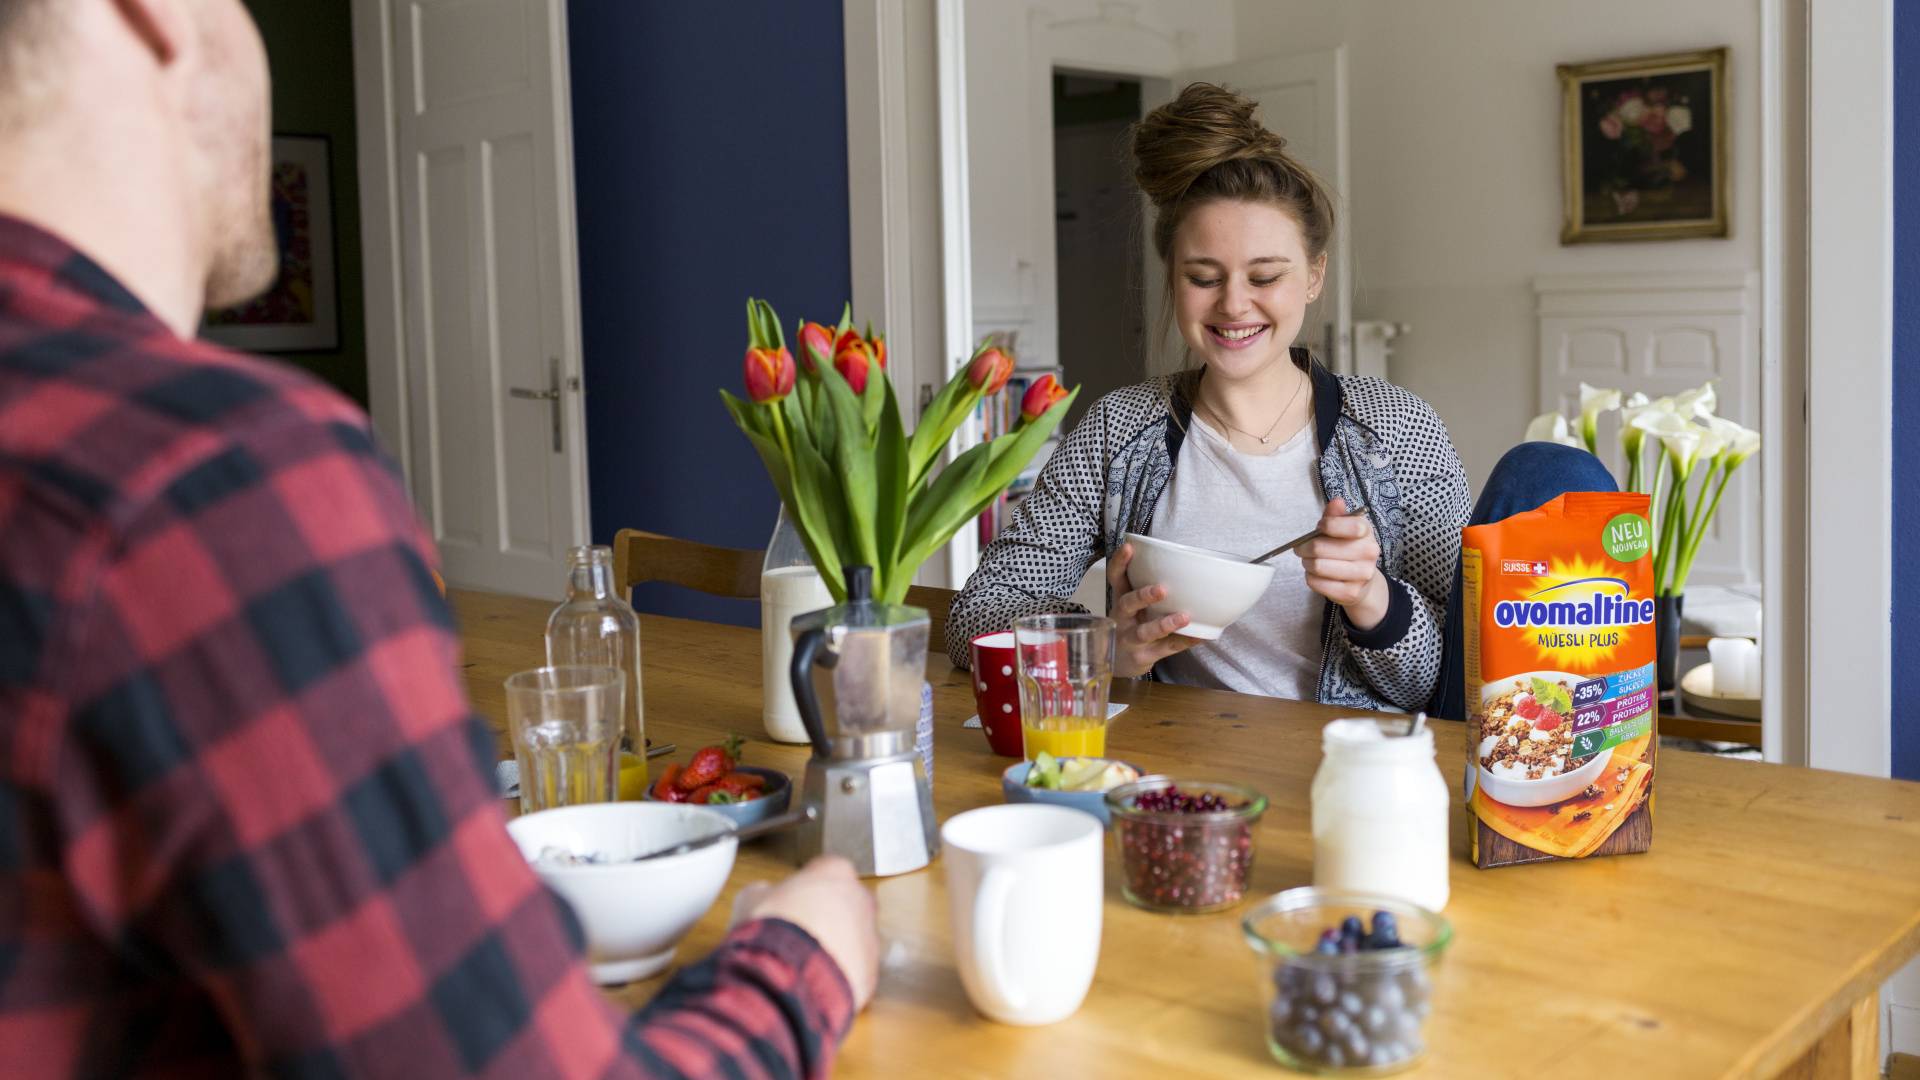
[505,665,625,814]
[1012,615,1116,761]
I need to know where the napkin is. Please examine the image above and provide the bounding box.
[962,702,1130,729]
[1470,731,1654,859]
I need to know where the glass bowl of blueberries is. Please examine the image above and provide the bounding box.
[1241,887,1452,1075]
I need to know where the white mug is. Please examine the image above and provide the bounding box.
[941,804,1103,1025]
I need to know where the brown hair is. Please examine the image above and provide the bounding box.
[1132,81,1336,262]
[1131,82,1336,395]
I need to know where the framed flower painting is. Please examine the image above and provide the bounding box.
[202,135,340,351]
[1559,48,1728,244]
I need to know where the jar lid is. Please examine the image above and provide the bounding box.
[1320,718,1434,756]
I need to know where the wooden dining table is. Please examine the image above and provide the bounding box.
[451,588,1920,1079]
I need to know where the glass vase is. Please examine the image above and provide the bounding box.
[761,505,833,743]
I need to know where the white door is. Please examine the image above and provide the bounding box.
[1146,48,1353,374]
[359,0,589,599]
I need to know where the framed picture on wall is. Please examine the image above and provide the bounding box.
[1558,48,1728,244]
[202,134,340,351]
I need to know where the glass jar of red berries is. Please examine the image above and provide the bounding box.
[1104,777,1267,913]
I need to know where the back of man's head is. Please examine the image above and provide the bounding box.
[0,0,279,323]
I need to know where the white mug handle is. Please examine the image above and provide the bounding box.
[971,865,1025,1014]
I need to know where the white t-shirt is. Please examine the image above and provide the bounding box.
[1149,413,1325,699]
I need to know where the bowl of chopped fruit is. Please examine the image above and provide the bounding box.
[1469,670,1614,808]
[1002,753,1142,826]
[1243,887,1452,1076]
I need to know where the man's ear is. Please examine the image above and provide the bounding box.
[107,0,184,65]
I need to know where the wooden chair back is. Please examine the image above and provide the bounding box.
[610,528,957,657]
[611,529,760,601]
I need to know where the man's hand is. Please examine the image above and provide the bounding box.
[732,856,880,1009]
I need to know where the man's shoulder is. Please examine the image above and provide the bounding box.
[0,327,379,532]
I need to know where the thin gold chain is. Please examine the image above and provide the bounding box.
[1200,366,1308,446]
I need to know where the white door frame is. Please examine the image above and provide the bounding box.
[348,0,592,572]
[1794,0,1893,778]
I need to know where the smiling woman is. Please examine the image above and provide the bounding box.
[946,83,1472,714]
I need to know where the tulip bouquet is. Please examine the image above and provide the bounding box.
[1525,382,1759,598]
[721,298,1075,605]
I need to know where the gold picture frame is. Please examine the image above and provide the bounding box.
[1559,48,1728,244]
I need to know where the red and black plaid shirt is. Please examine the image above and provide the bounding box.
[0,215,854,1077]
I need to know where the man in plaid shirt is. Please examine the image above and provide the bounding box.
[0,2,878,1076]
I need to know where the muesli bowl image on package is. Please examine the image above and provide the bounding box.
[1467,669,1615,808]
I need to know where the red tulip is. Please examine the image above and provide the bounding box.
[744,345,795,403]
[834,340,876,394]
[1020,373,1067,422]
[797,321,835,373]
[834,325,886,371]
[968,347,1013,394]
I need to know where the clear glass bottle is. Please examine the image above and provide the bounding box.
[761,506,833,743]
[546,545,646,796]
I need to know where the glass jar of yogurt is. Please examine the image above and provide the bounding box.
[1310,719,1450,912]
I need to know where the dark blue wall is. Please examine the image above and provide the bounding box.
[568,0,851,627]
[1896,2,1919,781]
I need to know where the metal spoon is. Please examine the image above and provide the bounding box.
[628,803,817,863]
[1249,501,1370,565]
[1250,525,1324,565]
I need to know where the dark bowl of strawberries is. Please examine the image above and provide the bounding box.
[644,736,792,829]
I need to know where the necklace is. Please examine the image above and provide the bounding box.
[1201,367,1308,446]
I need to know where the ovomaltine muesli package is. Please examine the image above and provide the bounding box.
[1461,492,1657,868]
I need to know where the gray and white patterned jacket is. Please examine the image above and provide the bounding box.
[946,351,1470,712]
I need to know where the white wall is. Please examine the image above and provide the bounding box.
[965,0,1237,372]
[1233,1,1763,492]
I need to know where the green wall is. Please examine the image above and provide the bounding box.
[243,0,367,406]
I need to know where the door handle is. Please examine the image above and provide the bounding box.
[508,358,565,453]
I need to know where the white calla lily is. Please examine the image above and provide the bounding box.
[1524,411,1582,448]
[1578,383,1623,452]
[1703,415,1762,469]
[1672,381,1717,419]
[1632,409,1703,478]
[1689,422,1727,472]
[1616,392,1656,474]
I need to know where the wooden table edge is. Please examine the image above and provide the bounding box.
[1747,917,1920,1078]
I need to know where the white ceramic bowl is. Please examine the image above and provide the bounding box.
[1123,532,1276,640]
[1469,670,1615,808]
[507,802,738,984]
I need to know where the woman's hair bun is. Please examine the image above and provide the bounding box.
[1131,82,1289,209]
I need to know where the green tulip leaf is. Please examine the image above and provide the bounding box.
[872,374,909,576]
[816,361,879,570]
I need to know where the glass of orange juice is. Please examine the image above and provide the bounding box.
[1013,614,1116,762]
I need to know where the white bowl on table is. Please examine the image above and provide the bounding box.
[1468,669,1615,808]
[507,802,739,984]
[1122,532,1275,640]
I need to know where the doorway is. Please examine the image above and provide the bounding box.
[1052,73,1144,428]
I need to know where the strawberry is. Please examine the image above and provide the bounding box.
[709,773,764,801]
[676,734,744,792]
[650,764,688,802]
